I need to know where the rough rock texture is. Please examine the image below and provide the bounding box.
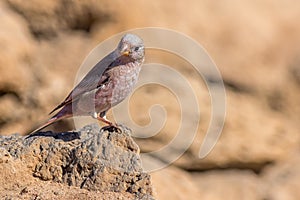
[0,124,154,199]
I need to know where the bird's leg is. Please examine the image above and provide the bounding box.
[92,112,122,133]
[91,111,111,125]
[97,112,113,126]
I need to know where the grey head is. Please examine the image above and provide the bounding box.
[117,34,145,62]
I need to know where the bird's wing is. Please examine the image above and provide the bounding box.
[49,52,134,115]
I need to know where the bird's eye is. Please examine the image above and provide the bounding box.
[134,47,139,51]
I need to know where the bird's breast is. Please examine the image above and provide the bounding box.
[110,62,142,104]
[95,61,142,108]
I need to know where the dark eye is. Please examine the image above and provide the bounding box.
[134,46,139,51]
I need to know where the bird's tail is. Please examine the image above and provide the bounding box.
[28,116,60,135]
[26,113,72,137]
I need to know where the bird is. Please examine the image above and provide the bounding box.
[28,33,145,135]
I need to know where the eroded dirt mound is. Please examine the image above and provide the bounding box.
[0,124,154,200]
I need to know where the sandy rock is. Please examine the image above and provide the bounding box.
[0,1,38,134]
[6,0,112,38]
[0,124,154,199]
[173,90,299,171]
[151,165,201,200]
[262,153,300,200]
[191,170,263,200]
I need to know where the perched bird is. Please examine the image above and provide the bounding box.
[29,34,145,134]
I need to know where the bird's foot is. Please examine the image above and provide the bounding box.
[101,124,122,133]
[95,114,122,133]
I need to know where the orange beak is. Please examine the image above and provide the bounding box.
[122,50,130,56]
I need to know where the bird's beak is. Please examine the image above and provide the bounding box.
[122,50,130,56]
[121,43,130,56]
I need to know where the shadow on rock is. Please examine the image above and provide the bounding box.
[25,131,81,142]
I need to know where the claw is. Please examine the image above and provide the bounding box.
[101,125,122,133]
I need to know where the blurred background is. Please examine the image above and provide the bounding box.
[1,0,300,199]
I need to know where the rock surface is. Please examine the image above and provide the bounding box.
[0,124,154,199]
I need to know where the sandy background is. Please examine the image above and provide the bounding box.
[1,0,300,199]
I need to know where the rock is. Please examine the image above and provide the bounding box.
[6,0,113,38]
[262,152,300,200]
[151,165,201,200]
[191,170,263,200]
[0,1,38,134]
[0,124,154,199]
[173,90,300,171]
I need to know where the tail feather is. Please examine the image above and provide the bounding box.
[26,103,74,137]
[28,117,60,134]
[26,114,71,138]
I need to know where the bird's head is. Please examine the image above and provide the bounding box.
[117,34,145,62]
